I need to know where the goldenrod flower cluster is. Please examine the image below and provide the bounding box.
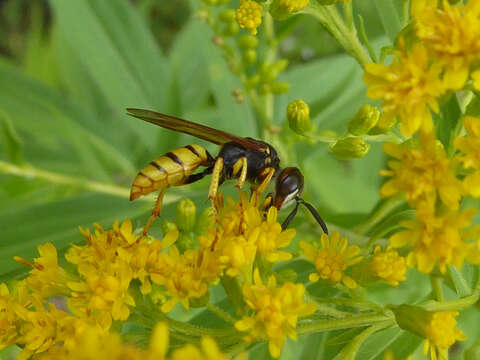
[235,269,316,358]
[235,0,262,35]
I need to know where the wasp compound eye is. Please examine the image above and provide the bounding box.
[274,167,304,209]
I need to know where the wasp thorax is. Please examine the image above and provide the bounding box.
[274,167,304,209]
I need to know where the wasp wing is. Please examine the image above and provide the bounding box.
[126,108,267,151]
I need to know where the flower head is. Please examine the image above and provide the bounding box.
[369,245,406,286]
[363,40,445,136]
[412,0,480,90]
[423,311,466,360]
[390,203,480,273]
[235,269,316,358]
[300,231,362,288]
[380,134,462,210]
[236,0,262,35]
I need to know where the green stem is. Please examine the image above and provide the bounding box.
[430,275,444,302]
[423,292,480,312]
[353,195,405,235]
[206,302,237,324]
[334,323,390,360]
[305,293,351,318]
[305,3,370,67]
[0,160,180,202]
[297,313,394,335]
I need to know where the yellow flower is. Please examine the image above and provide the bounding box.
[363,40,445,136]
[150,246,219,313]
[235,269,316,358]
[200,191,294,279]
[270,0,310,20]
[14,242,71,298]
[0,283,19,351]
[236,0,262,35]
[390,203,480,273]
[369,246,406,286]
[300,231,362,288]
[472,69,480,91]
[455,116,480,197]
[423,311,466,360]
[380,134,462,210]
[170,337,228,360]
[412,0,480,90]
[67,264,135,330]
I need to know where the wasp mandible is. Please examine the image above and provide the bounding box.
[127,108,328,237]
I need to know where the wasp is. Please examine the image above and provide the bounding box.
[127,108,328,237]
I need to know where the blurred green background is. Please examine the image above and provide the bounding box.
[0,0,385,280]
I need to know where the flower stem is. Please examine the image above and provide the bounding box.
[297,313,394,335]
[423,292,480,312]
[430,275,444,302]
[304,3,370,68]
[206,302,237,324]
[353,195,405,235]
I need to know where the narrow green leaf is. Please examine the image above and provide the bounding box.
[435,94,462,155]
[0,111,24,165]
[448,265,472,297]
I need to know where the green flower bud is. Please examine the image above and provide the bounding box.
[238,34,259,49]
[330,137,370,160]
[195,207,215,235]
[259,83,271,95]
[391,305,433,338]
[369,113,397,135]
[276,269,297,283]
[177,233,195,252]
[287,99,312,134]
[243,49,257,64]
[223,22,239,36]
[269,0,310,20]
[261,59,289,82]
[176,198,196,232]
[161,220,178,236]
[219,9,236,23]
[271,81,290,94]
[347,104,380,135]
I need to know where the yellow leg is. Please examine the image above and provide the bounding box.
[208,157,224,201]
[256,167,275,194]
[235,156,248,189]
[140,188,165,239]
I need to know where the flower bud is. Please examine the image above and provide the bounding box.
[330,137,370,160]
[243,49,257,64]
[223,22,239,36]
[347,104,380,135]
[177,233,195,252]
[195,207,215,235]
[219,9,236,23]
[287,99,312,134]
[161,220,178,236]
[391,304,432,338]
[245,74,260,89]
[238,34,259,49]
[270,81,290,94]
[176,198,196,232]
[269,0,310,20]
[236,0,263,35]
[369,113,397,134]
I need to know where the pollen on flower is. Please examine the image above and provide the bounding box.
[389,202,480,274]
[423,311,466,360]
[363,40,445,136]
[236,0,262,35]
[412,0,480,90]
[380,134,462,210]
[300,231,362,289]
[234,269,316,358]
[369,245,406,286]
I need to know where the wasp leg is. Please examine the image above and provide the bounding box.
[253,167,275,203]
[208,157,224,202]
[140,188,166,239]
[235,156,248,190]
[184,166,213,185]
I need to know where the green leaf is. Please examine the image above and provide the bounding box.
[374,0,403,43]
[435,94,462,155]
[448,265,473,297]
[0,111,24,165]
[0,193,149,280]
[49,0,170,147]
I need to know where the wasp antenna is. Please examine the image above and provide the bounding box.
[281,201,300,230]
[298,199,328,235]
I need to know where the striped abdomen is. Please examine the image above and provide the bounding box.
[130,144,210,201]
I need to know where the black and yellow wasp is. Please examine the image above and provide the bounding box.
[127,108,328,237]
